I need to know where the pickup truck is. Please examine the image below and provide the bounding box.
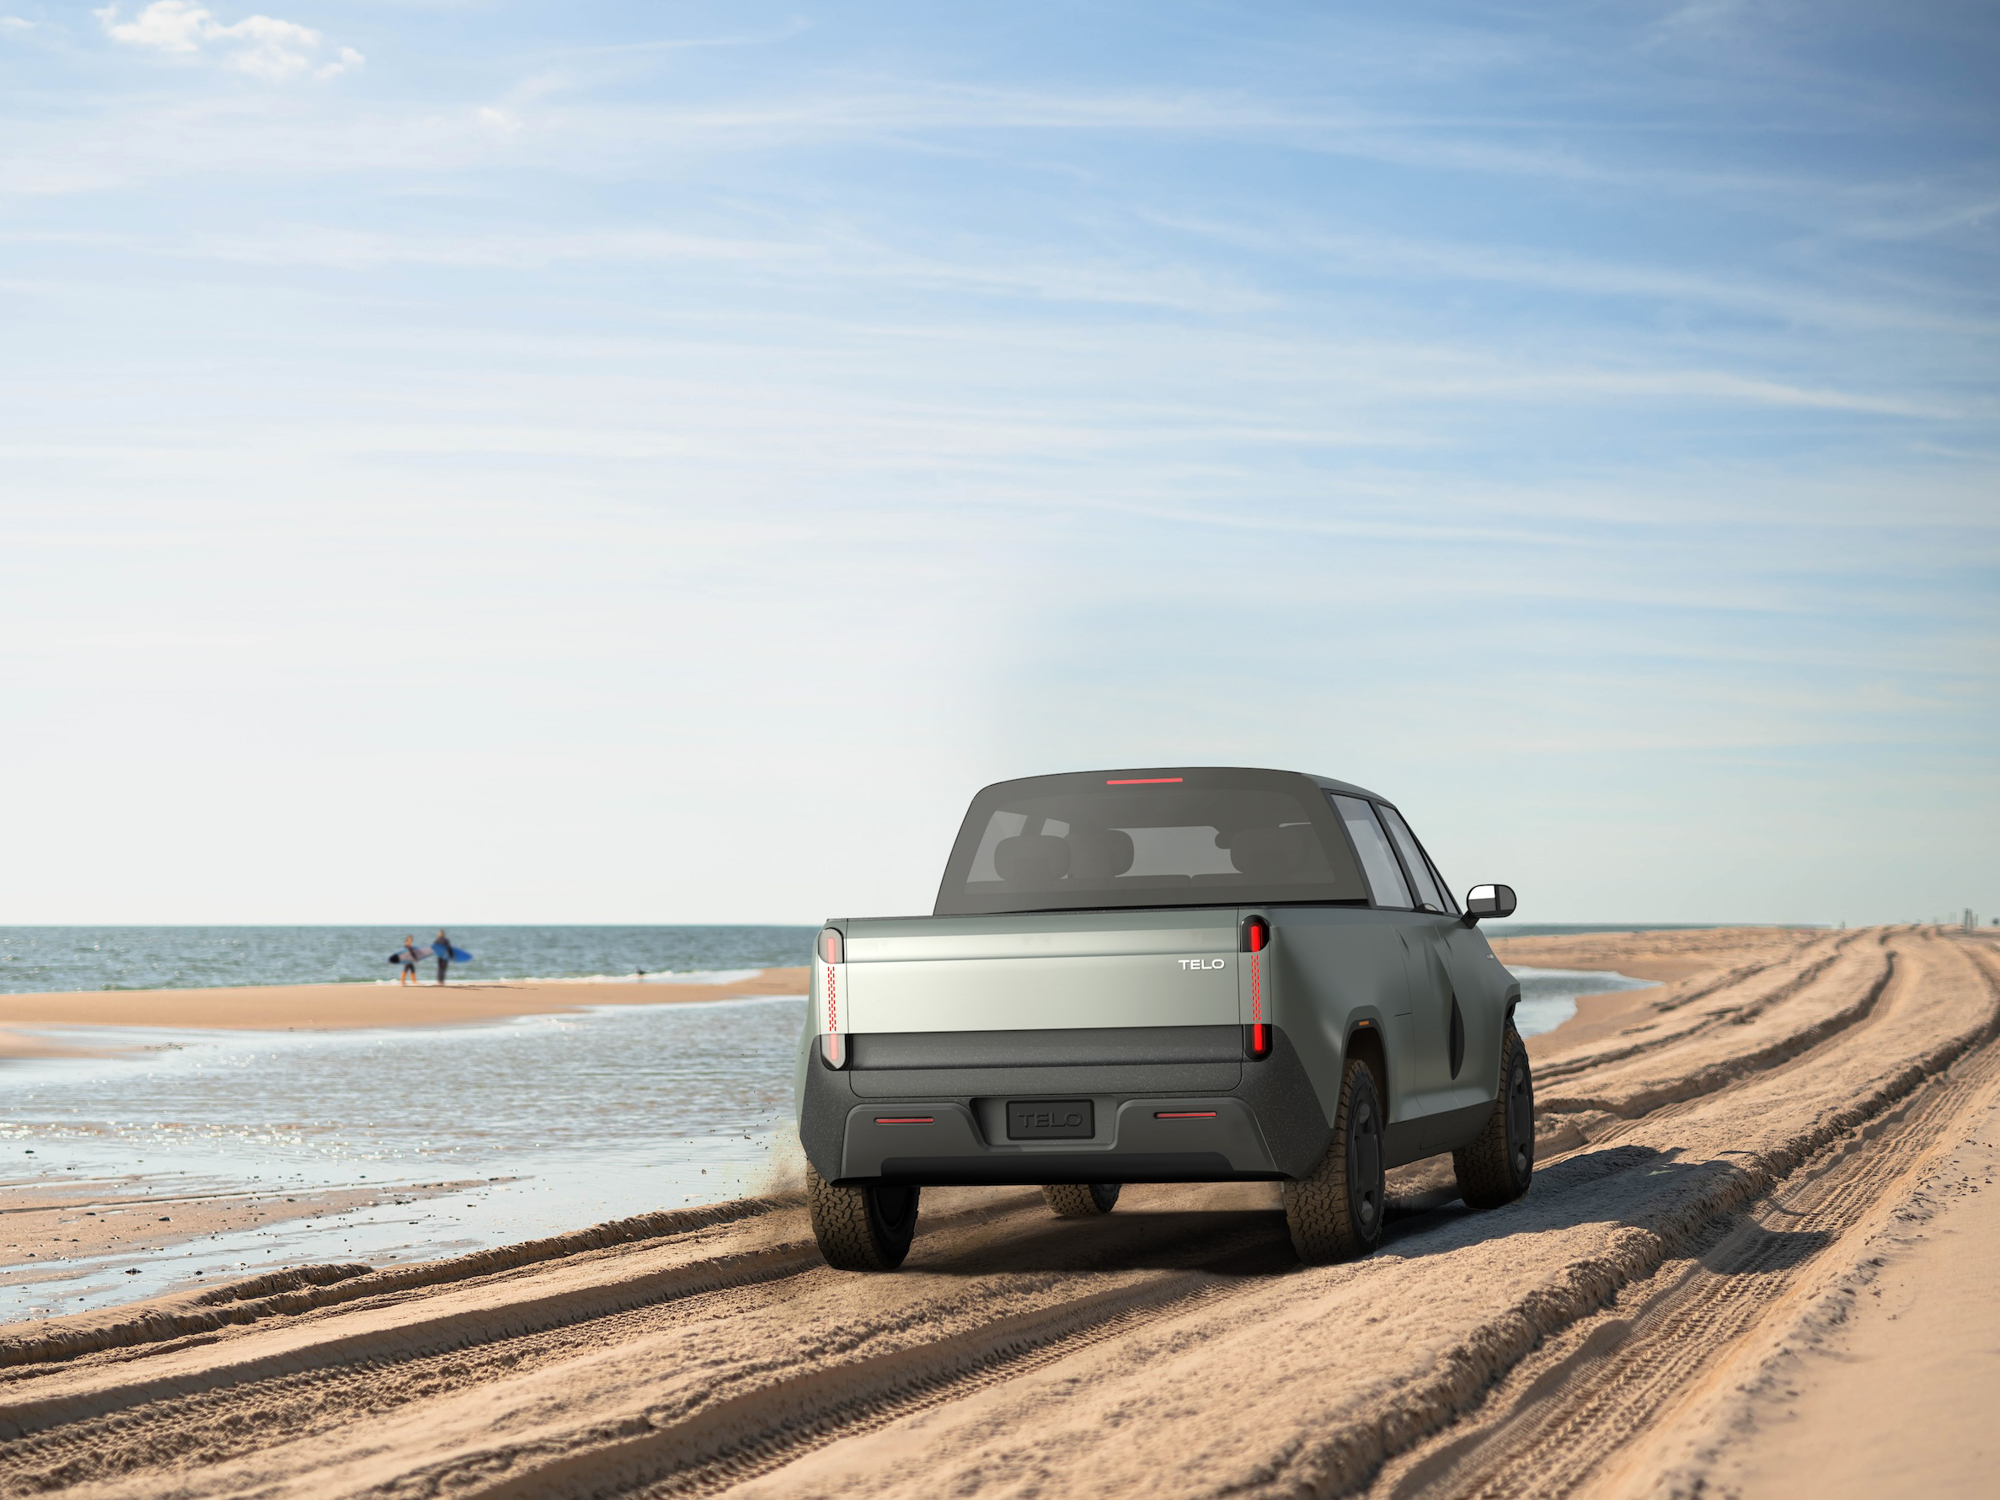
[796,766,1531,1270]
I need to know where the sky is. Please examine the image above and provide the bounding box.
[1,1,1995,928]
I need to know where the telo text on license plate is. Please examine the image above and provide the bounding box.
[1006,1099,1094,1140]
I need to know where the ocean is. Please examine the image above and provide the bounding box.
[0,922,1762,996]
[0,926,818,994]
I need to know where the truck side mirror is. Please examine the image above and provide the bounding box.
[1463,884,1517,924]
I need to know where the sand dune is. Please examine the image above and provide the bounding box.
[1,927,1995,1499]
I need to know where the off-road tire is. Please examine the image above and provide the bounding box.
[1454,1022,1534,1209]
[1283,1057,1386,1263]
[806,1164,922,1271]
[1042,1183,1121,1217]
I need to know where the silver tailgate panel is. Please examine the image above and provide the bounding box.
[844,914,1239,1035]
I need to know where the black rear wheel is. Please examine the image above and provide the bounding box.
[1454,1022,1535,1209]
[1041,1183,1121,1217]
[1283,1057,1386,1263]
[806,1165,922,1270]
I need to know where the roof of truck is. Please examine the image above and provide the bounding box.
[1013,766,1394,805]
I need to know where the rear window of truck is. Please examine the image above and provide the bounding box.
[934,768,1370,915]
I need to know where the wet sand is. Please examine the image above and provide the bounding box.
[0,967,809,1061]
[0,1176,474,1286]
[4,927,1998,1499]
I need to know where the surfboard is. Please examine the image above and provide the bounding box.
[387,947,434,963]
[446,946,472,962]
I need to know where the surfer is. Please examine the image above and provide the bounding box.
[434,929,453,986]
[396,936,421,986]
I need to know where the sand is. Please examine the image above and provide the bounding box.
[1686,1095,2000,1499]
[0,1176,473,1286]
[1489,926,1824,1056]
[0,967,810,1061]
[1,927,1995,1500]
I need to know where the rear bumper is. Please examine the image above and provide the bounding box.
[798,1026,1332,1186]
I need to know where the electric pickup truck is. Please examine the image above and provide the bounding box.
[796,766,1531,1270]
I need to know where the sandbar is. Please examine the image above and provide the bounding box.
[0,967,810,1061]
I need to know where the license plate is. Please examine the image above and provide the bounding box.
[1006,1099,1094,1140]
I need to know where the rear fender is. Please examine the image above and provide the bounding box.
[1343,1022,1390,1109]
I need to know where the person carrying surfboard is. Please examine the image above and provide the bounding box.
[396,935,422,986]
[435,929,454,986]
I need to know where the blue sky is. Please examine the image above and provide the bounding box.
[1,1,1994,926]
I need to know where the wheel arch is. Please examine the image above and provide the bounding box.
[1344,1022,1389,1112]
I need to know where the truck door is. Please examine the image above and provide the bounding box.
[1378,802,1499,1114]
[1326,794,1442,1121]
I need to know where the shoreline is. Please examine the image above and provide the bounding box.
[0,968,810,1061]
[0,931,1778,1064]
[1487,925,1816,1057]
[1,938,1722,1065]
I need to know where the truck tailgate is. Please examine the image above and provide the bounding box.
[843,909,1241,1034]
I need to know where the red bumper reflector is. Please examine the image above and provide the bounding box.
[1155,1111,1218,1119]
[874,1117,934,1125]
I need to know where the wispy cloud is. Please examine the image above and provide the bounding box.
[96,1,362,80]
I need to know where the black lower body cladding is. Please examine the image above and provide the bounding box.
[800,1025,1333,1186]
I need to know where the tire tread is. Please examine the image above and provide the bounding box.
[1041,1183,1120,1217]
[807,1165,914,1270]
[1283,1057,1383,1263]
[1454,1022,1534,1210]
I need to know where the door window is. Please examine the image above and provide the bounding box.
[1328,794,1412,908]
[1378,804,1448,915]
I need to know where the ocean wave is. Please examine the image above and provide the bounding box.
[373,967,772,988]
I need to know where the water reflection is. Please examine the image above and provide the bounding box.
[1,996,808,1319]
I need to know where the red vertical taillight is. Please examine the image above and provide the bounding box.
[1242,916,1271,1058]
[817,927,846,1067]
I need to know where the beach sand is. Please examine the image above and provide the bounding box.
[1487,925,1823,1056]
[0,967,810,1061]
[4,929,1998,1499]
[0,1176,476,1287]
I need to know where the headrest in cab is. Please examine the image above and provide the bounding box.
[1222,824,1314,878]
[1065,828,1135,879]
[993,834,1071,883]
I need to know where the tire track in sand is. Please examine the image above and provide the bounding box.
[1362,935,2000,1500]
[0,1200,1289,1497]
